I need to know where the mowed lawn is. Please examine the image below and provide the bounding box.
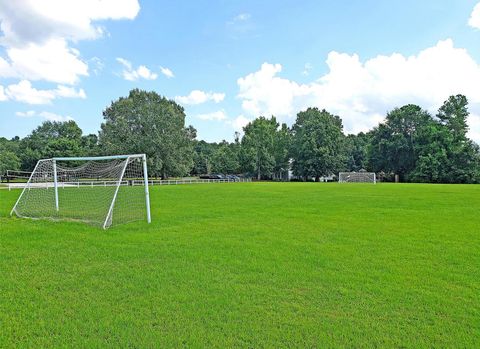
[1,183,479,348]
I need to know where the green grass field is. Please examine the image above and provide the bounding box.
[1,183,479,347]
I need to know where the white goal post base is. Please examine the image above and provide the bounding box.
[338,172,376,184]
[11,154,151,229]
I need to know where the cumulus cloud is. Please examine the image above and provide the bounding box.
[16,110,73,122]
[4,80,86,104]
[0,0,140,45]
[175,90,225,105]
[228,114,251,132]
[193,108,250,134]
[116,58,158,81]
[0,1,140,84]
[3,38,89,85]
[160,66,174,78]
[196,110,228,121]
[0,85,7,101]
[469,2,480,29]
[236,39,480,142]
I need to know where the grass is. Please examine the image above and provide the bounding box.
[1,182,479,348]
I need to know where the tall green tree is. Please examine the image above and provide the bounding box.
[291,108,346,181]
[345,132,371,171]
[0,137,21,176]
[272,123,291,179]
[437,94,469,143]
[99,89,196,178]
[192,140,217,175]
[0,151,20,176]
[19,120,83,170]
[212,142,240,174]
[240,116,278,179]
[81,134,100,156]
[368,104,432,181]
[435,95,479,183]
[408,120,452,183]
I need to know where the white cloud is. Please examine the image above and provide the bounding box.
[16,110,73,122]
[0,85,7,101]
[38,111,74,122]
[237,63,310,118]
[226,13,254,37]
[15,110,36,117]
[302,63,313,76]
[0,0,140,45]
[116,58,158,81]
[469,2,480,29]
[4,80,86,104]
[468,114,480,142]
[6,81,56,104]
[236,39,480,143]
[232,13,251,22]
[0,1,140,84]
[228,114,251,132]
[160,66,174,78]
[175,90,225,105]
[196,110,228,121]
[4,38,89,84]
[53,85,86,99]
[90,57,104,75]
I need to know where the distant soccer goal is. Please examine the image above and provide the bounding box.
[338,171,376,184]
[11,154,151,229]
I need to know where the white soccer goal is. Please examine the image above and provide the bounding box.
[11,154,151,229]
[338,171,376,184]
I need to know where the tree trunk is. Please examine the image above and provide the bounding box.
[257,152,261,180]
[315,175,320,182]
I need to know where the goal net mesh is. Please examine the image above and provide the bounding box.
[12,156,148,228]
[338,172,376,183]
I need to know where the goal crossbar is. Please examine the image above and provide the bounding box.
[51,154,146,161]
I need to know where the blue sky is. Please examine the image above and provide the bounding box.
[1,0,480,142]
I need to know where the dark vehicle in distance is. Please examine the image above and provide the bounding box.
[199,174,225,180]
[199,174,240,180]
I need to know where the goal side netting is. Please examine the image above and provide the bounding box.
[338,172,376,184]
[11,154,151,229]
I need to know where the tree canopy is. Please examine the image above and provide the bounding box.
[2,91,479,184]
[99,89,196,178]
[240,116,280,180]
[291,108,346,181]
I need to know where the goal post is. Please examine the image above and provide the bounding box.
[338,171,376,184]
[10,154,151,229]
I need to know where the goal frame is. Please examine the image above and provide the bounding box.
[10,154,151,229]
[338,171,376,184]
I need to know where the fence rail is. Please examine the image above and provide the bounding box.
[3,177,251,190]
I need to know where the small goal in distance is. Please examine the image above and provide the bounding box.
[338,171,376,184]
[10,154,151,229]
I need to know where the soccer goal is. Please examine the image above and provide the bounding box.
[338,171,376,184]
[10,154,151,229]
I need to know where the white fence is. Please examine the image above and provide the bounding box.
[3,177,251,190]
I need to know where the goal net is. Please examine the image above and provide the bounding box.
[338,171,376,184]
[11,154,151,229]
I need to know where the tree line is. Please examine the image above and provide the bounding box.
[1,89,479,183]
